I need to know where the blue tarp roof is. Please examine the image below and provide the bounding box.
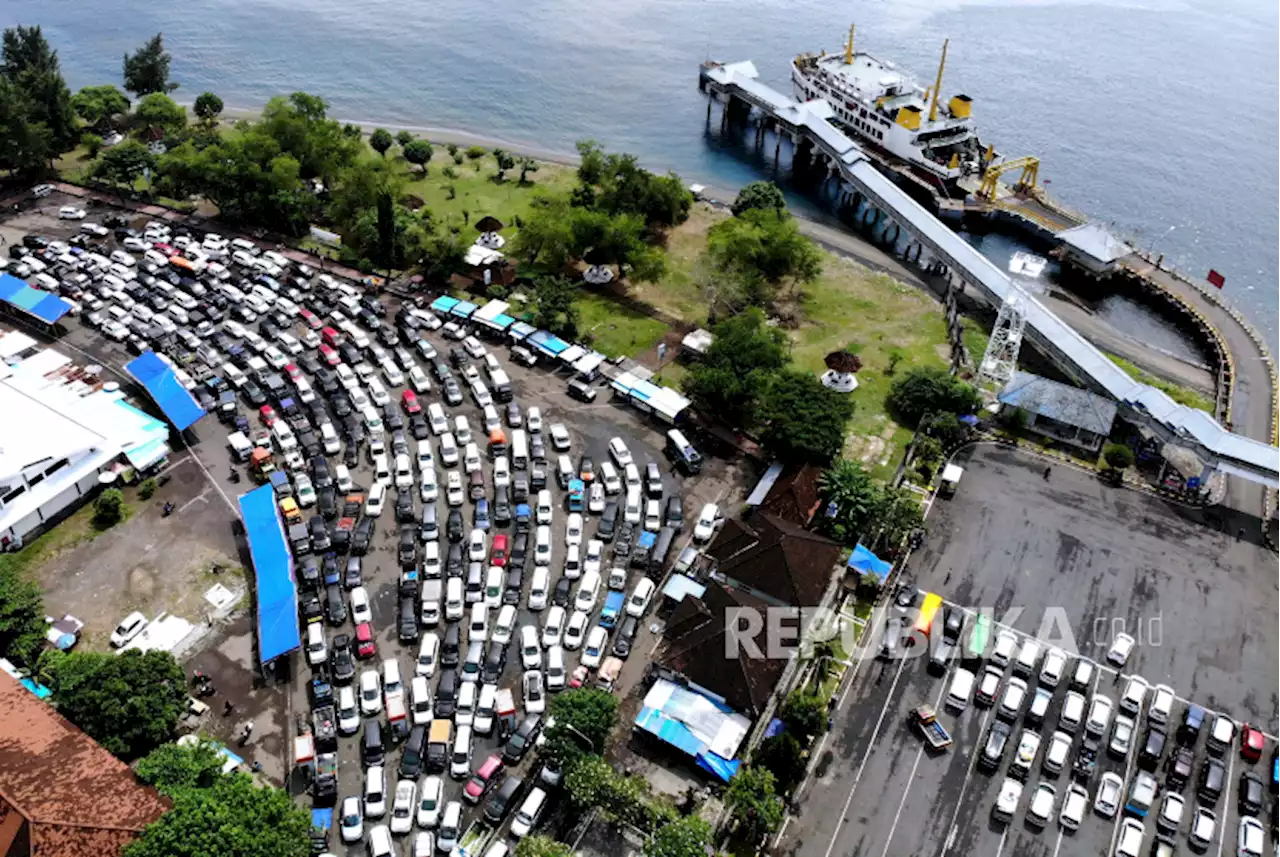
[635,705,742,783]
[491,313,515,329]
[0,272,73,324]
[450,301,478,318]
[848,543,892,581]
[239,485,300,664]
[696,752,741,781]
[527,330,570,357]
[507,322,536,341]
[430,295,459,313]
[125,351,207,431]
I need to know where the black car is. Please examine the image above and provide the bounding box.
[529,465,547,492]
[552,577,571,607]
[309,515,332,552]
[410,412,430,440]
[979,721,1012,771]
[317,485,337,519]
[529,434,546,466]
[449,347,468,368]
[384,408,404,432]
[598,502,619,541]
[511,477,529,504]
[298,556,321,592]
[398,525,418,567]
[613,615,638,658]
[441,625,461,668]
[398,595,419,643]
[1138,726,1167,772]
[297,353,322,376]
[1198,757,1225,806]
[330,394,353,419]
[493,489,512,527]
[442,377,463,406]
[241,380,266,407]
[351,516,376,555]
[1165,746,1194,791]
[446,542,465,578]
[325,584,346,625]
[330,634,355,683]
[503,568,523,606]
[435,669,458,718]
[663,496,683,531]
[315,367,340,395]
[1238,771,1264,816]
[344,556,363,589]
[339,342,362,365]
[312,456,333,488]
[482,641,506,684]
[395,490,415,524]
[432,358,452,382]
[421,504,439,542]
[502,715,543,766]
[300,591,324,624]
[509,532,528,569]
[567,378,597,402]
[447,509,465,543]
[614,522,634,558]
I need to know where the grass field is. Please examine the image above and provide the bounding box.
[573,290,667,358]
[1106,352,1214,411]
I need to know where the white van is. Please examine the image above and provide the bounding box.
[535,490,553,525]
[381,359,403,387]
[528,567,549,611]
[230,237,258,256]
[946,668,975,712]
[445,578,464,622]
[438,802,462,851]
[534,526,552,566]
[450,725,473,779]
[439,432,459,467]
[475,684,498,735]
[455,681,477,728]
[410,676,432,726]
[574,571,601,613]
[363,406,384,436]
[469,602,488,642]
[510,788,547,838]
[546,646,565,692]
[227,431,252,462]
[295,376,316,404]
[511,429,529,469]
[306,622,328,666]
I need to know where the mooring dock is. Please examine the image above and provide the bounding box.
[698,59,1278,494]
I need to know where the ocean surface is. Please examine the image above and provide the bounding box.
[7,0,1277,348]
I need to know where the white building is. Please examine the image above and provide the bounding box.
[0,331,171,548]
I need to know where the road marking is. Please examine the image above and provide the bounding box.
[938,704,994,857]
[992,826,1007,857]
[1049,829,1064,857]
[879,664,955,857]
[820,654,910,857]
[1214,751,1236,857]
[178,488,210,513]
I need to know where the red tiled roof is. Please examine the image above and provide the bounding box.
[0,673,169,857]
[760,464,824,527]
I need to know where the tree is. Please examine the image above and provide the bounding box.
[727,766,785,844]
[2,26,79,160]
[780,690,827,741]
[420,230,467,284]
[402,139,433,173]
[682,307,788,429]
[192,91,223,125]
[466,144,485,160]
[576,139,606,185]
[94,139,156,195]
[532,275,579,338]
[515,835,575,857]
[704,207,822,312]
[575,144,692,230]
[123,33,177,96]
[71,84,130,131]
[44,648,186,759]
[82,132,104,158]
[869,485,924,550]
[133,92,186,136]
[395,130,414,149]
[817,458,879,544]
[564,754,614,811]
[759,371,855,465]
[0,564,45,668]
[123,770,310,857]
[920,411,969,448]
[514,194,576,269]
[135,741,226,796]
[493,148,516,181]
[1103,442,1135,470]
[369,127,393,158]
[542,689,619,771]
[93,486,126,528]
[754,732,807,794]
[568,208,665,283]
[643,815,715,857]
[258,92,362,185]
[519,156,539,183]
[885,367,982,427]
[732,180,787,217]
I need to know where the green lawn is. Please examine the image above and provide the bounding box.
[1106,352,1214,412]
[574,290,667,358]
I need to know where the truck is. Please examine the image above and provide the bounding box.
[567,478,585,513]
[453,818,496,857]
[427,719,452,773]
[600,591,625,630]
[630,530,656,569]
[312,752,338,807]
[386,691,408,741]
[596,657,623,692]
[913,704,953,751]
[312,705,338,753]
[308,807,333,854]
[494,688,517,740]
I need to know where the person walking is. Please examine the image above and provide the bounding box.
[223,700,234,717]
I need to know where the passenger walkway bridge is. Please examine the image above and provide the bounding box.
[699,61,1278,489]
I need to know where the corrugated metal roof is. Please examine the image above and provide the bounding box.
[999,372,1118,435]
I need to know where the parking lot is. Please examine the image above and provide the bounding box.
[784,444,1277,857]
[4,190,734,856]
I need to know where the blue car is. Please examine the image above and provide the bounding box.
[474,498,490,531]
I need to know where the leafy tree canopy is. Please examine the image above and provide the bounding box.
[704,207,822,313]
[682,307,788,429]
[515,835,576,857]
[43,648,186,759]
[1,26,78,161]
[395,130,414,148]
[759,370,855,465]
[780,690,827,741]
[135,740,226,797]
[369,127,393,157]
[575,139,692,230]
[123,33,177,97]
[532,275,579,338]
[732,180,787,217]
[72,84,130,129]
[643,815,716,857]
[885,366,981,426]
[542,689,619,771]
[1103,442,1135,469]
[754,732,807,795]
[93,138,157,191]
[258,92,361,184]
[193,91,223,123]
[402,138,433,173]
[726,765,785,843]
[134,92,186,135]
[0,564,45,668]
[817,458,879,544]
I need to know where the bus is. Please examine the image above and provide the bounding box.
[914,592,943,636]
[966,613,991,661]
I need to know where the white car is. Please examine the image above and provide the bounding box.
[1238,817,1265,857]
[337,685,360,734]
[1042,730,1072,774]
[563,611,589,650]
[549,423,570,451]
[643,499,662,532]
[1039,648,1067,688]
[365,766,388,818]
[468,529,487,562]
[336,464,354,492]
[1059,783,1088,830]
[993,777,1022,823]
[395,456,414,489]
[693,503,720,542]
[58,205,87,220]
[588,482,605,513]
[1106,632,1135,667]
[1188,807,1215,850]
[463,443,482,473]
[351,586,373,625]
[627,578,656,617]
[80,222,109,237]
[584,540,603,576]
[360,669,383,715]
[1115,819,1146,857]
[582,627,608,668]
[608,437,632,467]
[1147,683,1175,726]
[417,633,439,678]
[390,780,417,834]
[565,513,584,547]
[110,611,149,647]
[369,378,390,408]
[1026,782,1055,828]
[1156,792,1184,836]
[417,776,444,828]
[527,407,542,433]
[409,366,431,393]
[340,795,364,843]
[1119,675,1149,716]
[542,607,565,649]
[493,457,511,490]
[429,405,449,436]
[522,669,546,714]
[454,415,473,445]
[463,336,486,359]
[1094,772,1123,818]
[1109,714,1136,757]
[419,468,438,502]
[998,676,1028,720]
[1086,695,1113,735]
[446,471,464,506]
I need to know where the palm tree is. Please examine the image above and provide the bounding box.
[818,459,878,544]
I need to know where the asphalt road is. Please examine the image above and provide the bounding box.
[781,443,1277,857]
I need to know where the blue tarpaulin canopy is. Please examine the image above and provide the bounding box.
[634,679,750,783]
[848,543,892,581]
[0,272,73,324]
[430,295,459,314]
[125,351,207,431]
[527,330,569,357]
[450,301,478,318]
[239,485,300,664]
[507,321,536,342]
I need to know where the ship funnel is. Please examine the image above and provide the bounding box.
[949,94,972,119]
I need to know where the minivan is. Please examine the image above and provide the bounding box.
[363,719,386,766]
[455,681,477,728]
[510,787,547,838]
[665,428,701,474]
[485,775,525,824]
[450,725,474,779]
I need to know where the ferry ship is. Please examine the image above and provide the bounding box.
[791,27,998,188]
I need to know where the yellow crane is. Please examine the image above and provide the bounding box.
[978,156,1040,201]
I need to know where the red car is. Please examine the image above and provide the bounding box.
[152,242,174,255]
[1241,723,1266,762]
[259,404,276,425]
[463,754,504,803]
[285,363,303,382]
[402,389,421,415]
[490,534,508,567]
[318,343,340,367]
[569,664,589,689]
[355,621,377,659]
[298,308,322,330]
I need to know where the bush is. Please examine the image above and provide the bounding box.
[446,142,458,156]
[83,133,104,158]
[452,152,464,165]
[465,144,486,160]
[780,691,828,741]
[886,367,982,426]
[1103,442,1135,470]
[441,165,458,180]
[93,488,126,528]
[138,478,158,500]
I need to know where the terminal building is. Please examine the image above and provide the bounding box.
[0,330,172,549]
